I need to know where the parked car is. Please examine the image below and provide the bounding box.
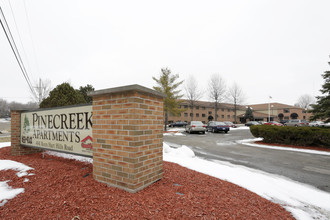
[223,121,237,128]
[264,121,283,126]
[284,119,309,127]
[320,122,330,128]
[168,121,187,127]
[245,121,259,126]
[258,121,266,125]
[185,121,206,134]
[206,121,230,133]
[309,121,324,127]
[279,119,289,125]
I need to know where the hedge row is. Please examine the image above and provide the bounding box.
[249,125,330,148]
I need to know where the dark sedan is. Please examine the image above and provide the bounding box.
[168,121,187,127]
[206,121,230,133]
[245,121,259,126]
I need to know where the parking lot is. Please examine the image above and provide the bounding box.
[164,127,330,193]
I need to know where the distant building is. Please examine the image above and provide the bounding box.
[167,100,312,124]
[244,103,312,122]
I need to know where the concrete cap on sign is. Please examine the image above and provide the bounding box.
[88,84,165,98]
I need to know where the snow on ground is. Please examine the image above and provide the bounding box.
[237,138,330,156]
[0,142,33,207]
[0,142,10,149]
[0,118,10,123]
[163,141,330,220]
[163,132,186,136]
[45,151,93,163]
[230,126,250,130]
[1,140,330,219]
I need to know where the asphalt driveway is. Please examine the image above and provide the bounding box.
[164,127,330,193]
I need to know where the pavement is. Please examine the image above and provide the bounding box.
[0,119,10,137]
[164,127,330,193]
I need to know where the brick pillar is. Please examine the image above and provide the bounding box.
[11,110,41,156]
[89,85,165,193]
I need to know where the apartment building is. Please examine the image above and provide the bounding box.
[168,100,312,124]
[168,100,245,124]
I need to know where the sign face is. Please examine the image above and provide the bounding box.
[20,105,93,157]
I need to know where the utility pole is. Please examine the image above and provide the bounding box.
[268,96,272,122]
[38,78,42,104]
[34,78,44,105]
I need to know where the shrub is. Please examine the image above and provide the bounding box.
[250,125,330,148]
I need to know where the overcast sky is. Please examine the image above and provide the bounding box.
[0,0,329,106]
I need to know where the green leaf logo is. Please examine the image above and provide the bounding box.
[23,115,30,133]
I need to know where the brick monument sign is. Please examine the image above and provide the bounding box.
[11,84,165,193]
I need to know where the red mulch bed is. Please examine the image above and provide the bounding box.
[256,141,330,152]
[0,146,294,219]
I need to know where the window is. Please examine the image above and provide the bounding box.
[284,109,290,113]
[184,105,188,109]
[227,115,230,119]
[196,113,199,117]
[196,106,199,110]
[221,108,224,112]
[221,115,224,118]
[227,109,230,112]
[202,114,206,117]
[202,106,206,110]
[284,116,289,119]
[190,113,193,117]
[208,111,212,114]
[184,113,188,117]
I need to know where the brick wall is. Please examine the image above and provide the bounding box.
[11,110,42,156]
[89,85,164,193]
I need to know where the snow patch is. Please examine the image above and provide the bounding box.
[0,181,24,207]
[238,138,330,156]
[0,142,10,149]
[0,160,32,207]
[163,143,330,219]
[45,151,93,163]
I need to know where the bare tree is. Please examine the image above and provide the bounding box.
[227,82,245,123]
[31,78,52,105]
[185,75,203,121]
[208,74,226,121]
[295,94,315,109]
[0,99,9,117]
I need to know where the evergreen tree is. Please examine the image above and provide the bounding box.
[153,68,185,131]
[40,82,86,108]
[244,107,254,121]
[310,57,330,122]
[77,84,95,103]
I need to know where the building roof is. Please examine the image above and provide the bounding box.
[248,102,302,110]
[179,99,245,110]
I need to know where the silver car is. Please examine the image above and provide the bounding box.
[185,121,206,134]
[284,119,309,127]
[309,121,324,127]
